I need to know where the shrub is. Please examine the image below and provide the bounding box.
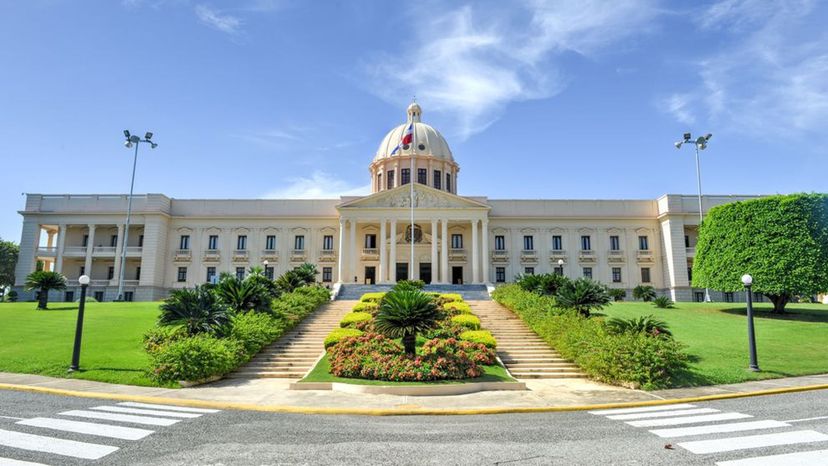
[340,312,372,328]
[149,335,242,383]
[491,284,563,318]
[272,286,330,324]
[653,296,675,309]
[24,270,67,310]
[275,270,305,293]
[555,278,611,316]
[231,312,282,355]
[606,315,673,338]
[394,279,425,290]
[352,301,378,314]
[374,289,440,356]
[516,273,570,296]
[633,285,657,302]
[442,301,472,314]
[360,292,386,303]
[143,326,187,354]
[293,263,319,285]
[450,314,481,330]
[439,293,463,303]
[459,330,497,348]
[214,275,272,314]
[324,328,363,349]
[5,290,18,302]
[159,285,232,336]
[608,288,627,302]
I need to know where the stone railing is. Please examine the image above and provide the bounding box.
[203,249,220,262]
[174,249,191,262]
[607,250,625,263]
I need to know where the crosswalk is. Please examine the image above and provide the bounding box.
[0,401,220,464]
[590,402,828,465]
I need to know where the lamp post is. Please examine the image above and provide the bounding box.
[263,259,270,280]
[69,275,90,372]
[741,274,760,372]
[116,130,157,301]
[557,259,564,276]
[674,132,713,302]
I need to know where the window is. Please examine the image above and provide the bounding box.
[135,266,141,281]
[179,235,190,250]
[93,291,104,302]
[641,267,651,283]
[494,235,506,251]
[294,235,305,250]
[110,235,118,247]
[417,168,427,184]
[612,267,622,283]
[265,235,276,250]
[64,291,74,302]
[322,267,333,283]
[208,235,218,250]
[451,234,463,249]
[638,235,649,251]
[433,170,442,189]
[495,267,506,283]
[401,168,411,185]
[107,266,114,280]
[687,266,693,282]
[236,235,247,250]
[124,291,134,302]
[364,234,377,249]
[377,172,382,190]
[580,235,591,251]
[554,265,564,275]
[387,170,395,189]
[79,266,85,276]
[523,235,534,251]
[82,234,89,247]
[323,235,334,250]
[610,235,621,251]
[583,267,593,279]
[138,235,144,247]
[694,291,705,302]
[552,235,563,251]
[177,267,187,282]
[724,292,735,303]
[206,267,216,283]
[685,235,690,248]
[264,266,274,280]
[446,173,452,192]
[235,267,245,280]
[524,267,535,275]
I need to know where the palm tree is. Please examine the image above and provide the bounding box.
[275,270,304,293]
[24,271,67,310]
[374,289,440,357]
[247,266,281,299]
[293,263,318,285]
[555,278,611,317]
[633,285,657,302]
[606,315,673,338]
[214,275,271,313]
[159,285,232,336]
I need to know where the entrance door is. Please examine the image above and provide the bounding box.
[452,266,464,284]
[364,266,376,285]
[419,263,432,284]
[396,263,408,281]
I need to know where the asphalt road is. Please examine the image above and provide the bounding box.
[0,388,827,465]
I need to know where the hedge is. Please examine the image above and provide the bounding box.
[450,314,481,330]
[351,301,378,313]
[149,335,242,383]
[459,330,497,348]
[340,312,372,328]
[443,301,472,314]
[359,292,386,303]
[324,328,363,349]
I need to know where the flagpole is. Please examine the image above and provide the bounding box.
[410,110,415,282]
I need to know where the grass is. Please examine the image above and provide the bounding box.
[0,301,164,387]
[598,301,828,387]
[299,353,515,385]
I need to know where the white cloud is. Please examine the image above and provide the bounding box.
[195,4,242,34]
[263,171,371,199]
[363,1,660,140]
[660,94,696,125]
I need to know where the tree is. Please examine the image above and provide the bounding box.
[0,239,19,294]
[159,285,232,336]
[24,271,67,310]
[633,285,657,302]
[293,263,318,285]
[374,289,440,357]
[555,278,611,317]
[693,193,828,313]
[214,275,272,314]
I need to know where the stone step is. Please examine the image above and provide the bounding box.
[509,372,586,379]
[227,372,302,379]
[503,365,579,371]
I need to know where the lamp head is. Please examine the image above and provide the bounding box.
[683,132,692,142]
[557,259,564,266]
[129,135,140,143]
[150,143,158,149]
[124,141,133,148]
[78,275,90,286]
[145,132,153,140]
[741,274,753,286]
[674,141,683,149]
[123,130,131,139]
[262,260,268,266]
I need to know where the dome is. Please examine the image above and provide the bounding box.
[374,104,453,162]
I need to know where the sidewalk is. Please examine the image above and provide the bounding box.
[1,371,826,414]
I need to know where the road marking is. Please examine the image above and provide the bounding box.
[716,448,828,465]
[59,409,180,426]
[18,417,154,440]
[0,428,118,460]
[589,403,697,415]
[118,402,220,414]
[89,405,201,418]
[649,420,790,438]
[607,408,719,420]
[0,416,25,421]
[783,416,828,423]
[679,430,828,454]
[0,457,49,465]
[627,412,753,428]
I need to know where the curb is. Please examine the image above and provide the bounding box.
[1,382,826,416]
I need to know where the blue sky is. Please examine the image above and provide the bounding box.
[1,0,826,243]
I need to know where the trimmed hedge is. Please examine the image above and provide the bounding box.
[440,293,463,303]
[493,284,688,389]
[359,292,386,303]
[340,312,372,328]
[324,328,363,349]
[351,301,378,313]
[451,314,481,330]
[459,330,497,348]
[149,335,242,383]
[443,301,472,314]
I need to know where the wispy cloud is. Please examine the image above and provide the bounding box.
[363,1,661,140]
[659,94,696,126]
[195,4,242,34]
[263,171,370,199]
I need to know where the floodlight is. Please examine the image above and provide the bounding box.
[123,130,131,139]
[125,141,133,148]
[145,132,153,140]
[150,143,158,149]
[674,141,683,149]
[683,132,692,141]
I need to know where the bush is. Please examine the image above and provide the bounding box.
[633,285,657,302]
[272,286,330,325]
[352,301,378,314]
[450,314,481,330]
[360,292,386,303]
[394,279,425,290]
[608,288,627,302]
[606,315,672,338]
[324,328,363,349]
[516,273,570,296]
[340,312,372,328]
[653,296,675,309]
[231,312,282,355]
[459,330,497,348]
[439,293,463,303]
[149,335,242,383]
[375,289,440,356]
[159,285,232,336]
[76,296,98,303]
[215,275,272,314]
[143,326,187,354]
[556,278,611,316]
[442,301,472,314]
[5,290,18,302]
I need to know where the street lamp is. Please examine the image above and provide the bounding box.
[675,132,713,302]
[116,130,157,301]
[69,275,90,372]
[741,274,760,372]
[557,259,564,276]
[263,260,271,280]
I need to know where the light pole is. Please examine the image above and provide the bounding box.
[741,274,760,372]
[675,132,712,302]
[116,130,157,301]
[557,259,564,276]
[69,275,90,372]
[263,259,271,280]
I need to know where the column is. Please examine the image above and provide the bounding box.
[440,219,448,283]
[430,219,438,284]
[55,224,67,274]
[112,224,125,284]
[337,218,345,283]
[471,219,480,283]
[481,219,489,284]
[379,219,387,283]
[389,220,397,282]
[349,219,357,283]
[84,224,96,278]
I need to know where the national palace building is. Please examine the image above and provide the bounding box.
[14,103,758,302]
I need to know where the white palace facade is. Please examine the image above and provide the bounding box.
[14,104,757,302]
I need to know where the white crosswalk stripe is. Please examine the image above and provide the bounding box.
[89,405,202,418]
[589,403,697,415]
[626,412,753,427]
[117,402,220,413]
[0,458,49,465]
[17,417,155,440]
[649,420,790,438]
[716,448,828,465]
[606,408,719,421]
[0,428,118,460]
[59,409,181,426]
[678,430,828,454]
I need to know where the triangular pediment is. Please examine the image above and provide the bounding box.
[338,184,490,210]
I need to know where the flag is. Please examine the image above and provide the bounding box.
[390,123,414,155]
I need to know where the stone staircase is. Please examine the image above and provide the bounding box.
[337,284,491,301]
[469,300,586,379]
[228,300,356,379]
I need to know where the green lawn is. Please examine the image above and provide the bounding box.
[599,301,828,386]
[300,354,515,385]
[0,301,163,387]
